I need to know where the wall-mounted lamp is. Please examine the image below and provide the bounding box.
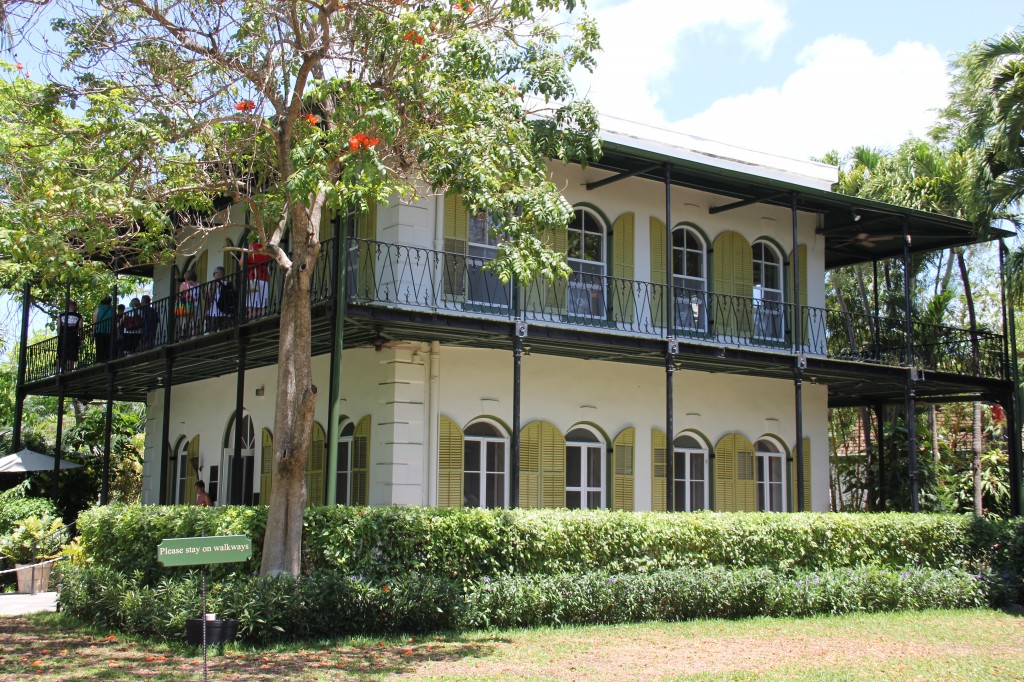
[851,209,862,222]
[255,385,265,397]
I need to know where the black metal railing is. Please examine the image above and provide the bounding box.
[23,237,1007,383]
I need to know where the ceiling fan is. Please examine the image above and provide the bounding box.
[833,232,898,248]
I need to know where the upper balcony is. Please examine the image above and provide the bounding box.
[22,237,1009,397]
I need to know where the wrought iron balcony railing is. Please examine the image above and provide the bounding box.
[22,237,1008,383]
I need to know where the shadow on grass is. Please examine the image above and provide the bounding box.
[0,612,510,681]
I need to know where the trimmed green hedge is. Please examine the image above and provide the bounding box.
[59,564,993,642]
[78,504,1024,583]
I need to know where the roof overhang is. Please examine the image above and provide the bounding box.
[592,135,1012,269]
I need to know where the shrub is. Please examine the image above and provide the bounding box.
[0,514,68,563]
[0,483,58,536]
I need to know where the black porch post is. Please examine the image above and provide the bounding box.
[791,192,805,511]
[863,404,874,511]
[872,259,880,357]
[101,369,115,504]
[158,353,174,504]
[875,401,886,511]
[1003,242,1023,516]
[232,337,247,504]
[52,382,65,504]
[901,218,919,512]
[664,163,675,511]
[12,281,30,453]
[326,222,346,506]
[511,294,524,508]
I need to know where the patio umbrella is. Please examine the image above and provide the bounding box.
[0,449,82,473]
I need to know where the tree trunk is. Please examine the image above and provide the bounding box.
[931,404,939,464]
[259,205,322,577]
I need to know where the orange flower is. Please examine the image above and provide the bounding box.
[15,62,23,70]
[382,585,390,591]
[235,100,256,113]
[367,136,380,147]
[303,113,320,125]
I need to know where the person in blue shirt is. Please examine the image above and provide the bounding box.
[93,296,115,362]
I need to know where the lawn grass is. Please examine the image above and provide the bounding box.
[1,608,1022,681]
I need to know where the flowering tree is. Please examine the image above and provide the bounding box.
[6,0,600,574]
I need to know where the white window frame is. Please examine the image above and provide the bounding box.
[567,208,607,319]
[671,226,707,332]
[672,434,709,511]
[175,440,190,505]
[336,420,355,505]
[463,421,509,509]
[755,438,787,512]
[565,427,606,509]
[752,241,784,341]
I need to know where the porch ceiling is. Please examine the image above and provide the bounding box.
[594,142,1014,270]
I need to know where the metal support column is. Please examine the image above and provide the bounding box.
[663,163,675,510]
[791,192,805,511]
[326,224,346,506]
[875,401,886,511]
[872,260,880,356]
[1003,242,1023,516]
[52,382,65,503]
[158,353,174,504]
[901,219,919,512]
[232,337,247,504]
[863,404,874,511]
[101,369,115,504]
[12,281,30,453]
[511,317,526,508]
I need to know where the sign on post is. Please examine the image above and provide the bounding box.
[157,535,252,567]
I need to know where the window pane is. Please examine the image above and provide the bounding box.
[673,452,686,483]
[769,456,783,483]
[485,473,504,508]
[568,229,581,259]
[463,473,480,508]
[685,250,702,278]
[586,447,602,487]
[486,441,505,473]
[673,481,686,512]
[690,454,704,482]
[770,482,783,511]
[566,490,581,509]
[757,483,766,511]
[587,491,602,509]
[672,248,684,276]
[566,447,581,487]
[691,482,705,510]
[336,472,349,505]
[757,456,766,483]
[464,440,481,472]
[583,233,602,262]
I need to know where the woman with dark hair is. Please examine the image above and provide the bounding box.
[93,296,115,362]
[57,302,82,372]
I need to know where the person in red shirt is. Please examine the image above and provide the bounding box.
[247,242,272,318]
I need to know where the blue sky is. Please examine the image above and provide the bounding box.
[578,0,1024,160]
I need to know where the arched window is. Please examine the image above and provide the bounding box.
[567,208,607,319]
[335,419,356,505]
[672,433,709,511]
[565,427,605,509]
[463,421,508,508]
[754,438,786,512]
[671,226,707,331]
[222,411,257,505]
[752,241,784,340]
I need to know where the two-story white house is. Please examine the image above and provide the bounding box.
[19,119,1019,515]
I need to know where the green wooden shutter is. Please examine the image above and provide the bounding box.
[519,421,542,508]
[520,421,564,508]
[611,427,635,511]
[260,428,273,504]
[651,428,666,512]
[437,415,464,507]
[352,416,371,506]
[443,195,468,299]
[789,244,808,344]
[223,239,237,278]
[611,213,635,324]
[649,217,667,328]
[195,250,209,283]
[185,435,200,505]
[306,422,326,507]
[712,232,753,336]
[736,434,757,511]
[551,224,569,316]
[355,204,377,300]
[790,437,812,512]
[715,434,737,511]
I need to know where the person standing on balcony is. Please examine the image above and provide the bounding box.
[93,296,114,362]
[177,269,200,338]
[206,266,235,332]
[57,301,82,372]
[247,243,271,318]
[122,298,144,352]
[140,295,159,349]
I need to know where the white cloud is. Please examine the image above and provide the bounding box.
[666,36,950,160]
[579,1,951,164]
[579,0,790,122]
